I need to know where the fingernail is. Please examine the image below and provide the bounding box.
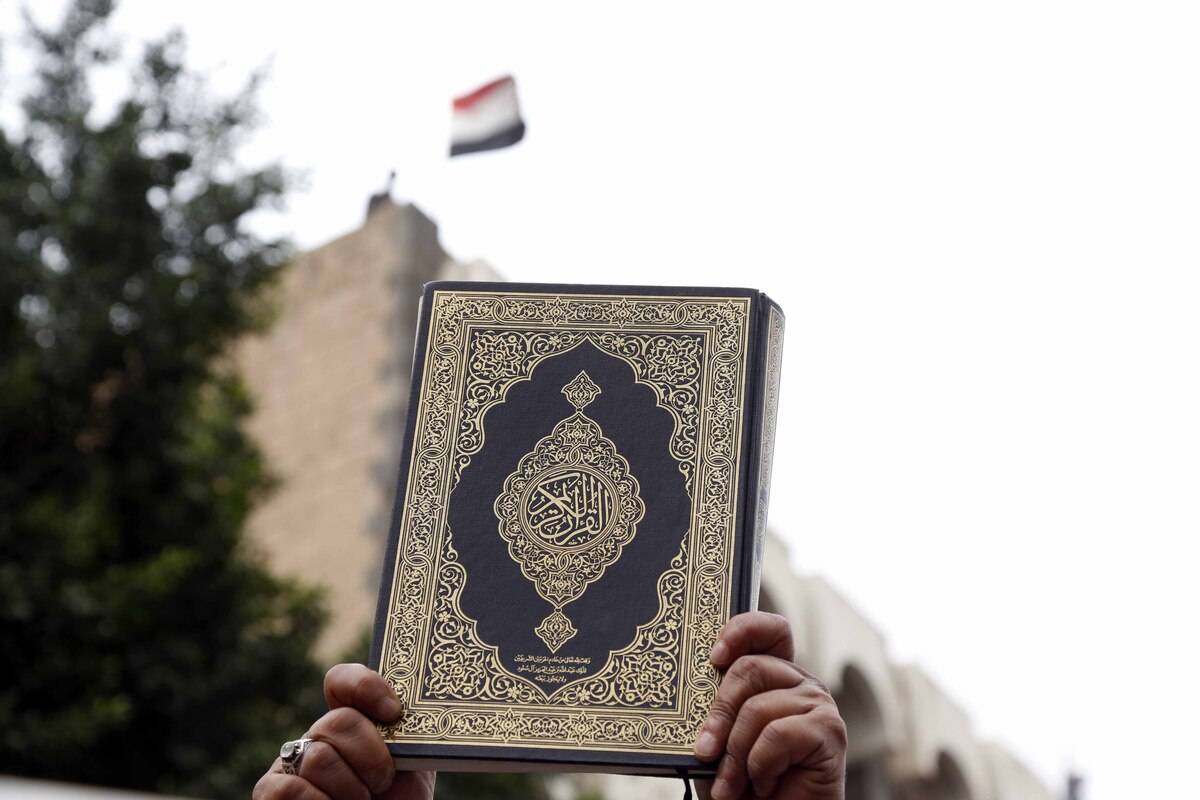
[709,641,729,665]
[711,778,730,800]
[694,730,718,759]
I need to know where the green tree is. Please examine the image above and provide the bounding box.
[0,2,327,797]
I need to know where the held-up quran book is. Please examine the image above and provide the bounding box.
[370,282,784,776]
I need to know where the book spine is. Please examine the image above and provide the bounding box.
[747,297,785,612]
[369,283,437,671]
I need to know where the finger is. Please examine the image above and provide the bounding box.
[694,655,805,761]
[710,612,793,669]
[306,707,397,796]
[295,740,370,800]
[377,769,437,800]
[252,768,332,800]
[714,687,826,800]
[745,706,847,798]
[324,663,404,722]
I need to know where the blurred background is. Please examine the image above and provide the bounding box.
[2,1,1197,799]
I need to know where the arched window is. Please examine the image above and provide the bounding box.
[835,665,894,800]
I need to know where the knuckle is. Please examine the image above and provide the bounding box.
[796,663,829,688]
[746,723,785,777]
[707,695,737,727]
[822,707,849,749]
[315,705,364,737]
[301,741,340,774]
[738,693,772,729]
[746,752,771,784]
[723,725,749,761]
[799,670,832,696]
[799,680,833,705]
[759,717,791,751]
[728,654,764,686]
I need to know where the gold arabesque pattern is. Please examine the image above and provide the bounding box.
[495,371,646,652]
[378,291,752,755]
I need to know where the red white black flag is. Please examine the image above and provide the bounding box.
[450,75,526,157]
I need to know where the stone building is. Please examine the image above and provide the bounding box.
[238,199,1054,800]
[238,200,497,659]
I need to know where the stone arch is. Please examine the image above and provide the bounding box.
[836,663,895,800]
[933,752,973,800]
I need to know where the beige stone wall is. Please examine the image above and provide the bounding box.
[238,201,492,659]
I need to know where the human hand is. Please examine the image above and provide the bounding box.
[253,663,435,800]
[693,612,847,799]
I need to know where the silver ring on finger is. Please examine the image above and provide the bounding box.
[279,737,314,775]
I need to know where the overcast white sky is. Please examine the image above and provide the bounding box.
[5,2,1199,798]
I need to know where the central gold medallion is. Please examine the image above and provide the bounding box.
[495,371,646,652]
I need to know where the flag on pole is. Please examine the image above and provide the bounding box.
[450,75,526,157]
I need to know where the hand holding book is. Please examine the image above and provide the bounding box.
[253,612,846,800]
[373,284,788,773]
[254,662,435,800]
[694,613,847,800]
[252,285,844,797]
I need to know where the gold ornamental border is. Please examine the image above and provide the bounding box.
[378,291,753,755]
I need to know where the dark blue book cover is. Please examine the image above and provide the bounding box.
[370,282,784,776]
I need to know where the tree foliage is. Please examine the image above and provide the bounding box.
[0,2,327,796]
